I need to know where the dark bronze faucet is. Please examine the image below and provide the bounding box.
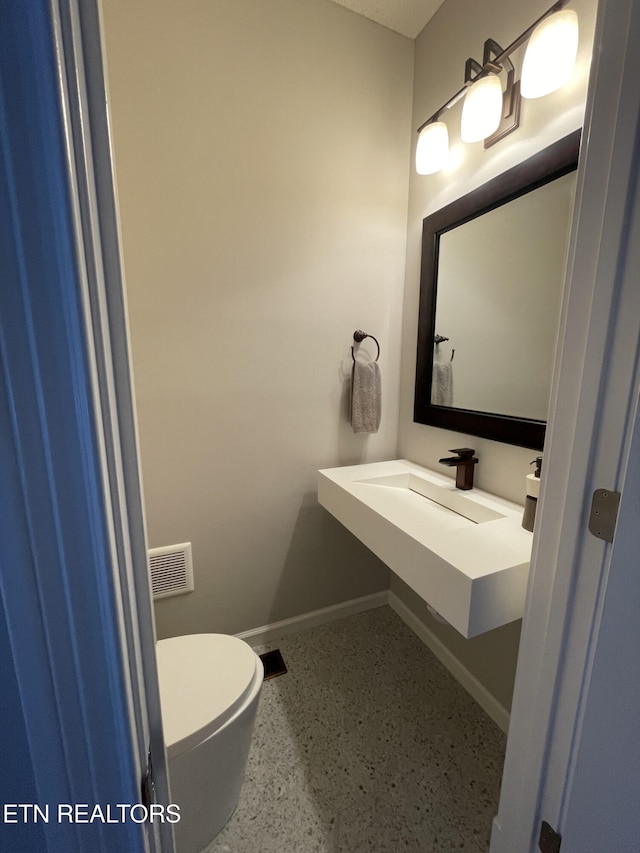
[438,448,478,490]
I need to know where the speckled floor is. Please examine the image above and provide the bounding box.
[205,606,506,853]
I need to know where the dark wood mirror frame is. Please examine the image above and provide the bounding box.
[413,130,581,451]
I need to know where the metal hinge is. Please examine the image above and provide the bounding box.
[539,820,562,853]
[588,489,621,543]
[141,748,155,811]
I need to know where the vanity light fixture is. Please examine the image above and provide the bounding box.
[415,0,579,175]
[521,9,579,98]
[460,73,503,143]
[416,121,449,175]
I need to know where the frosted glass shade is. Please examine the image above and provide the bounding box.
[521,10,579,99]
[460,75,503,143]
[416,122,449,175]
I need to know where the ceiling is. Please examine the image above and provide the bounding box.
[328,0,446,39]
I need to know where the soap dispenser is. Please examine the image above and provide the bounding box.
[522,456,542,532]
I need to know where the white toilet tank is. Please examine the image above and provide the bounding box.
[156,634,263,853]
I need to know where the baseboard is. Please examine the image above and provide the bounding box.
[388,591,511,733]
[235,590,388,647]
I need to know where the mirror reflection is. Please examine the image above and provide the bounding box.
[433,171,576,420]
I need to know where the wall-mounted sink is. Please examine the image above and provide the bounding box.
[318,460,532,638]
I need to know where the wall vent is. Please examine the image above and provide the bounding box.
[148,542,194,600]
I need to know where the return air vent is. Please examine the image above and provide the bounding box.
[148,542,194,600]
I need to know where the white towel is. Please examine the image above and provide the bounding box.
[351,360,381,433]
[432,361,453,406]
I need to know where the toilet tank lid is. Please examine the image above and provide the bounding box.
[156,633,261,757]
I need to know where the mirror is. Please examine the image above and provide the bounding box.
[414,131,580,450]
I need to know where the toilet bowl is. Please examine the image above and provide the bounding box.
[156,633,263,853]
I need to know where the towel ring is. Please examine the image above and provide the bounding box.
[351,329,380,363]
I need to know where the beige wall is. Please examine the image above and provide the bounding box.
[397,0,597,710]
[101,0,414,638]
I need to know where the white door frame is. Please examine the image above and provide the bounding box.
[51,1,175,850]
[560,390,640,851]
[492,0,640,848]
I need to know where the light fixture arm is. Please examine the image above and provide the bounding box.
[483,38,517,121]
[464,57,483,84]
[416,0,568,135]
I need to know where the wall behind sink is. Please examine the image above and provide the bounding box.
[101,0,413,638]
[397,0,598,713]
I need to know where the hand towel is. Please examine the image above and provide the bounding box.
[431,360,453,406]
[351,360,381,433]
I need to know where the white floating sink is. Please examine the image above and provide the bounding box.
[318,459,532,638]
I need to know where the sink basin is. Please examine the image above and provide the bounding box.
[317,460,532,638]
[356,472,505,525]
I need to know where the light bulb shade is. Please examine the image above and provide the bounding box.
[521,10,579,99]
[416,121,449,175]
[460,74,503,143]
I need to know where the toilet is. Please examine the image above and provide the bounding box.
[156,633,263,853]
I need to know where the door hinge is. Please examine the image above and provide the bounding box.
[539,820,562,853]
[141,748,155,811]
[588,488,621,543]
